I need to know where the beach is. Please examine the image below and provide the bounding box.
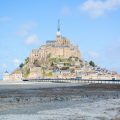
[0,82,120,120]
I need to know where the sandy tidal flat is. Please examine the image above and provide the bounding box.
[0,82,120,120]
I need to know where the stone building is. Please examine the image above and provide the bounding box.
[3,71,10,80]
[3,70,22,81]
[29,21,81,65]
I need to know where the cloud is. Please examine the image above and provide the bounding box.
[17,22,40,45]
[60,6,71,16]
[25,34,39,45]
[13,59,21,66]
[17,22,37,36]
[0,16,11,22]
[80,0,120,18]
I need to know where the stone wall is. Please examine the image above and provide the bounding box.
[29,35,81,65]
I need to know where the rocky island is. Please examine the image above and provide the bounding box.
[3,21,120,81]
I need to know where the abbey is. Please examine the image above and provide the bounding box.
[29,21,81,64]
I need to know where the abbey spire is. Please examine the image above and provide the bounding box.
[57,19,60,32]
[56,19,61,37]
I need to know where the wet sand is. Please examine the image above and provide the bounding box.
[0,82,120,120]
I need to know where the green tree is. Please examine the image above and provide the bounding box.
[25,57,29,64]
[51,62,54,66]
[89,60,95,67]
[19,63,24,68]
[33,60,41,67]
[23,68,30,78]
[60,66,69,70]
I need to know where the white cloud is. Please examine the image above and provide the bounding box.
[60,6,71,16]
[80,0,120,18]
[88,51,100,59]
[17,22,37,36]
[25,34,39,45]
[13,59,21,66]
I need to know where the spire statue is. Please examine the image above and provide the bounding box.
[57,19,60,32]
[56,19,61,37]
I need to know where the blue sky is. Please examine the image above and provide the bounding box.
[0,0,120,77]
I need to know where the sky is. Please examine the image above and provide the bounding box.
[0,0,120,77]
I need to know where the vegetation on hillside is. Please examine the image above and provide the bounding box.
[17,54,97,79]
[22,68,30,78]
[89,60,96,67]
[19,57,29,68]
[19,63,24,68]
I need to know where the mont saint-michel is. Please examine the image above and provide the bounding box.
[3,21,120,81]
[1,1,120,120]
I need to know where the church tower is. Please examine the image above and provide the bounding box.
[56,19,62,44]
